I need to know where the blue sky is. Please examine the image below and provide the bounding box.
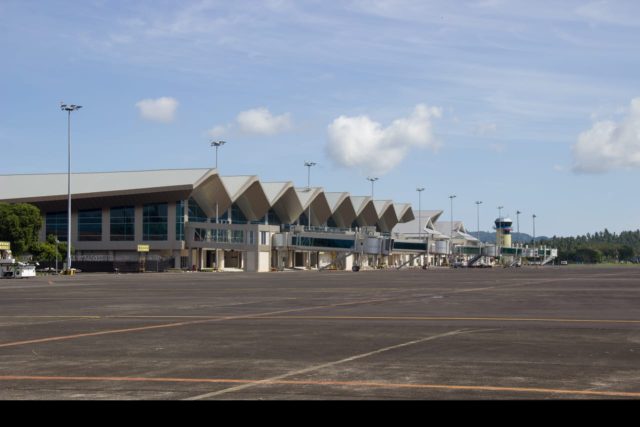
[2,0,639,237]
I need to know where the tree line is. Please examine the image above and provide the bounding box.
[545,229,640,263]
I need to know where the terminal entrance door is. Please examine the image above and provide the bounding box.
[205,250,218,269]
[224,250,242,269]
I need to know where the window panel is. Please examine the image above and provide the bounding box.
[110,206,135,241]
[78,209,102,241]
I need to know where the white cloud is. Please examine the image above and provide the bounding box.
[135,97,178,123]
[207,124,228,138]
[236,107,292,135]
[327,104,442,176]
[208,107,293,137]
[572,97,640,173]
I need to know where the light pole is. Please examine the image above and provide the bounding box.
[449,195,456,262]
[532,214,537,261]
[367,177,379,199]
[304,161,316,227]
[475,201,482,242]
[210,140,228,223]
[417,187,425,238]
[210,140,226,169]
[210,140,227,271]
[60,102,82,272]
[417,187,425,267]
[516,210,522,261]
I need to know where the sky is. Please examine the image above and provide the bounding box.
[1,0,639,237]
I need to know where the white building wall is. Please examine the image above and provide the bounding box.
[258,251,270,272]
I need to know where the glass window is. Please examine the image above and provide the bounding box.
[45,211,68,241]
[78,209,102,241]
[110,206,135,241]
[292,236,354,249]
[231,230,244,244]
[188,198,208,222]
[176,201,185,241]
[230,203,247,224]
[257,209,280,225]
[143,203,168,241]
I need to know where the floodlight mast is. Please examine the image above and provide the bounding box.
[60,103,82,273]
[210,140,226,169]
[367,177,379,198]
[416,187,425,238]
[304,161,316,227]
[475,201,483,241]
[449,194,456,263]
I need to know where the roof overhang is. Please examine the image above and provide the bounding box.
[295,188,332,226]
[325,192,357,228]
[352,197,377,227]
[261,182,303,224]
[393,203,415,223]
[374,200,399,232]
[1,169,215,212]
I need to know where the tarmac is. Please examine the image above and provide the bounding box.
[1,265,639,400]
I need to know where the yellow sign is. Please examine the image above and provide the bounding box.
[0,242,10,251]
[137,245,150,252]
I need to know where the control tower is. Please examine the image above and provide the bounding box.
[495,217,513,248]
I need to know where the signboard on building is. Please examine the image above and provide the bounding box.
[137,245,150,253]
[0,242,11,251]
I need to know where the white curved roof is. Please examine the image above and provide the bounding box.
[0,168,213,202]
[1,168,416,228]
[324,192,357,228]
[374,201,398,232]
[261,182,303,224]
[294,187,332,225]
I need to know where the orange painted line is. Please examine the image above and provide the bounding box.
[1,375,639,398]
[0,319,216,349]
[0,297,395,349]
[253,315,640,324]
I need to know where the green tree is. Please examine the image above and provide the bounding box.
[575,247,603,264]
[0,203,43,255]
[29,235,68,263]
[618,245,635,261]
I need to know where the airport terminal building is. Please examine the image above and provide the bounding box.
[1,168,558,272]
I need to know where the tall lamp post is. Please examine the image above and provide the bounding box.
[304,161,316,227]
[210,140,227,271]
[210,140,227,223]
[60,102,82,273]
[475,201,482,242]
[210,140,226,169]
[449,194,456,263]
[496,205,504,260]
[532,214,537,262]
[416,187,425,238]
[417,187,425,267]
[367,177,379,198]
[516,210,522,262]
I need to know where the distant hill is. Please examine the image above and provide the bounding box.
[475,231,549,244]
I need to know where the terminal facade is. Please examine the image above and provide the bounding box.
[0,168,556,272]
